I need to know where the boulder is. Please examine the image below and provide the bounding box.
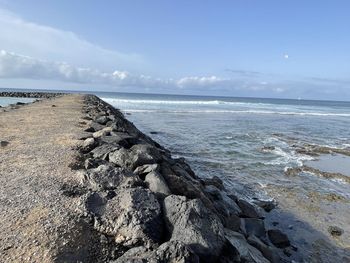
[109,144,162,170]
[145,171,171,196]
[84,164,137,191]
[163,195,225,262]
[201,176,225,190]
[134,164,160,177]
[93,127,112,138]
[224,229,270,263]
[237,199,262,219]
[267,229,290,248]
[247,235,281,263]
[95,115,110,125]
[97,187,163,247]
[252,198,277,212]
[90,144,120,160]
[81,138,96,152]
[242,218,266,239]
[224,214,242,232]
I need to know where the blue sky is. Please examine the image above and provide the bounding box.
[0,1,349,100]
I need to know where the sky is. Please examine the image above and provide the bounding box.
[0,0,349,100]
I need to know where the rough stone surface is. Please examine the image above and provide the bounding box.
[145,171,171,196]
[267,229,291,248]
[163,195,225,262]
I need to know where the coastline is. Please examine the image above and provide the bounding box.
[1,92,349,262]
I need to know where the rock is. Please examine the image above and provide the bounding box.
[242,218,266,239]
[153,241,199,263]
[0,140,9,147]
[84,164,137,191]
[224,229,270,263]
[163,195,225,262]
[237,199,262,218]
[93,127,112,138]
[134,164,160,177]
[204,185,241,218]
[82,137,96,152]
[150,131,158,134]
[84,126,95,132]
[113,241,199,263]
[247,235,281,263]
[201,176,225,190]
[328,225,344,237]
[252,198,277,212]
[267,229,290,248]
[97,187,163,246]
[225,214,242,232]
[145,171,171,196]
[90,144,120,160]
[90,122,105,132]
[85,192,107,216]
[95,115,110,125]
[109,144,162,170]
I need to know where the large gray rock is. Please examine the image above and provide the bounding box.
[84,164,137,191]
[237,199,263,219]
[113,241,199,263]
[224,229,270,263]
[134,164,160,176]
[96,187,163,247]
[90,144,120,160]
[109,144,162,170]
[93,127,112,138]
[247,235,281,263]
[163,195,225,262]
[242,218,266,239]
[145,171,171,196]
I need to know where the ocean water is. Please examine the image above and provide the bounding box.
[0,97,36,107]
[98,92,350,200]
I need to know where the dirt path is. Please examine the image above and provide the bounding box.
[0,95,96,262]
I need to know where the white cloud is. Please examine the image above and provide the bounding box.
[0,50,272,92]
[0,8,144,72]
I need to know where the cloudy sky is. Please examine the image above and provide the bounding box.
[0,1,349,100]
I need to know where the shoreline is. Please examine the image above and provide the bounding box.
[1,92,349,262]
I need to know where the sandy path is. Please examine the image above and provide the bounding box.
[0,95,95,262]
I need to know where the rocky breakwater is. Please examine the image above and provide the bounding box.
[0,91,65,98]
[73,95,296,262]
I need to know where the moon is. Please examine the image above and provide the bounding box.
[284,54,289,59]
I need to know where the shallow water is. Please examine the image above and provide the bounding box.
[306,154,350,176]
[0,97,36,107]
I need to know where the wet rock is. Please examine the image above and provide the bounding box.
[150,131,158,134]
[328,225,344,237]
[237,199,262,219]
[97,187,163,246]
[242,218,266,240]
[84,164,137,191]
[267,229,290,248]
[247,235,281,263]
[163,195,225,262]
[201,176,225,190]
[145,171,171,196]
[252,198,277,212]
[224,229,270,263]
[93,127,112,138]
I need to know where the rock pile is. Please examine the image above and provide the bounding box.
[72,95,295,262]
[0,91,65,98]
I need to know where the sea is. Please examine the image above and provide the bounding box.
[97,92,350,200]
[1,90,350,200]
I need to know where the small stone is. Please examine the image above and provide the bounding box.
[0,141,9,147]
[328,225,343,237]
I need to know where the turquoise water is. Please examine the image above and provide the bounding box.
[98,92,350,199]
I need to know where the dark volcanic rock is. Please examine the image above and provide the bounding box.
[237,199,263,219]
[247,235,281,263]
[96,187,163,247]
[241,218,266,239]
[328,225,344,237]
[145,171,171,196]
[84,164,137,191]
[0,140,9,147]
[95,115,110,125]
[163,195,225,262]
[267,229,290,248]
[224,229,270,263]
